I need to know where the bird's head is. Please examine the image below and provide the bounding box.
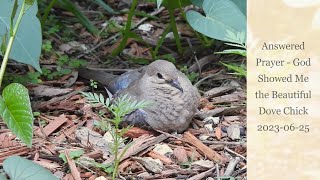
[146,60,183,92]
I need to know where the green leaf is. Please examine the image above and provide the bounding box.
[10,0,18,35]
[216,49,246,57]
[131,58,149,65]
[225,30,246,45]
[59,149,84,163]
[230,0,246,15]
[0,0,42,72]
[157,0,164,8]
[157,54,176,63]
[57,0,99,35]
[3,156,58,180]
[0,83,34,147]
[0,31,8,54]
[161,0,191,9]
[60,68,72,75]
[186,0,246,43]
[125,31,144,42]
[93,0,117,14]
[220,62,247,77]
[25,0,35,6]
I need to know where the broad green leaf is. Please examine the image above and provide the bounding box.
[0,0,42,72]
[225,30,246,45]
[3,156,58,180]
[186,0,246,43]
[0,83,34,147]
[231,0,246,16]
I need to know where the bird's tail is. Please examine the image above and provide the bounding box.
[77,67,117,86]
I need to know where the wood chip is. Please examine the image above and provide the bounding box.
[75,127,112,159]
[132,157,164,173]
[227,124,241,140]
[36,114,68,137]
[183,131,226,164]
[187,167,215,180]
[215,127,222,140]
[123,127,155,138]
[204,86,235,98]
[148,150,173,165]
[196,106,244,119]
[173,146,188,163]
[65,150,81,180]
[119,134,168,162]
[211,92,246,104]
[31,85,73,98]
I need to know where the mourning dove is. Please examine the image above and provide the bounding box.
[79,60,200,132]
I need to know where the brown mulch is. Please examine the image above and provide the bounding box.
[1,0,247,179]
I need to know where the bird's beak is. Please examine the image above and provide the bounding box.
[168,79,183,92]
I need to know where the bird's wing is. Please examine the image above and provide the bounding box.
[107,68,144,94]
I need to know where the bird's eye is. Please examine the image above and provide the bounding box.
[157,73,163,79]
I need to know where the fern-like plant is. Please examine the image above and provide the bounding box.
[80,92,151,179]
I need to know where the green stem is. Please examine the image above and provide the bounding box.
[111,0,138,56]
[0,2,26,88]
[167,2,182,54]
[112,117,120,180]
[41,0,58,28]
[112,137,119,179]
[152,24,171,59]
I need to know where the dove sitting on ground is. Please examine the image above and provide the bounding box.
[79,60,200,133]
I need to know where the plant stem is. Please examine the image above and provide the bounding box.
[41,0,58,28]
[112,117,120,180]
[111,0,138,56]
[152,24,171,60]
[167,1,182,54]
[0,2,26,88]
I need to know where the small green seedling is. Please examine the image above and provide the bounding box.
[81,92,151,179]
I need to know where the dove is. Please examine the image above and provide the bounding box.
[79,60,200,132]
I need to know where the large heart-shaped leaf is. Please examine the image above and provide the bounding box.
[3,156,58,180]
[186,0,246,43]
[231,0,246,16]
[0,0,42,72]
[0,83,34,147]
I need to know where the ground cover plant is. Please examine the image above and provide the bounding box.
[1,0,247,179]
